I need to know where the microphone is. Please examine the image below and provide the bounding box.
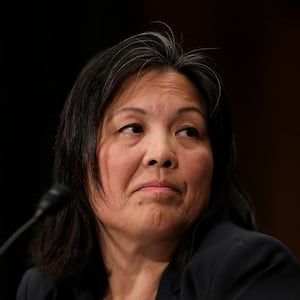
[0,184,72,257]
[33,184,71,218]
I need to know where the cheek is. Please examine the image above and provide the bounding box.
[98,145,123,194]
[98,143,140,196]
[184,150,213,186]
[181,150,214,213]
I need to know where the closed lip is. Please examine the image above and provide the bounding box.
[134,180,182,193]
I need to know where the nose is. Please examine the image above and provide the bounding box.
[143,135,178,169]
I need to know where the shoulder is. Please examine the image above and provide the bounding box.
[182,221,300,299]
[194,220,297,258]
[16,267,57,300]
[16,267,99,300]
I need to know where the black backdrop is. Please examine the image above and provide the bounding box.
[1,1,300,299]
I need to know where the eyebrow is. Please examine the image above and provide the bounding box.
[177,107,206,118]
[109,106,205,121]
[108,108,146,121]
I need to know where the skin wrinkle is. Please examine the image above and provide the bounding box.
[92,69,213,239]
[18,29,267,300]
[89,69,213,299]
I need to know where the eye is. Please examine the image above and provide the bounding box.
[176,126,200,138]
[119,123,144,134]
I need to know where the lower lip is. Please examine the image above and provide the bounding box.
[138,186,177,192]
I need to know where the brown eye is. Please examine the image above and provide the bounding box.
[176,127,200,138]
[119,123,144,134]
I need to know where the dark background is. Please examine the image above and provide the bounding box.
[1,1,300,299]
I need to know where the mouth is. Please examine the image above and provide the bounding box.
[135,180,182,193]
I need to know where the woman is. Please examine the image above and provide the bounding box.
[17,27,300,299]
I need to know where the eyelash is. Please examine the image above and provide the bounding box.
[176,126,200,138]
[118,123,144,134]
[119,124,200,138]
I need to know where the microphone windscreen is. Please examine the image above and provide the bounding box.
[36,184,71,215]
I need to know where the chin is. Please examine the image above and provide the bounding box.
[137,212,191,240]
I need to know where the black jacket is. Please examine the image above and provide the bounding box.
[16,221,300,299]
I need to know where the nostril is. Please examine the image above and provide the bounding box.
[147,159,173,167]
[163,160,172,168]
[149,160,157,166]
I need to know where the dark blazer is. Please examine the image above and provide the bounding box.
[16,221,300,299]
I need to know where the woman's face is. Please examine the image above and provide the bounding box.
[91,70,214,243]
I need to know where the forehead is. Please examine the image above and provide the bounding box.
[108,69,205,112]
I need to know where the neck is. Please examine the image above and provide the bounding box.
[99,227,179,300]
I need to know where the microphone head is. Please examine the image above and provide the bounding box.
[36,184,72,215]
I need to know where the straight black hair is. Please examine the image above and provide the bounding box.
[29,26,256,289]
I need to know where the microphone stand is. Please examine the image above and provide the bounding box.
[0,209,44,257]
[0,184,71,257]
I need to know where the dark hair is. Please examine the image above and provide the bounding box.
[30,27,256,288]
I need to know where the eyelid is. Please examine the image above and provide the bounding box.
[118,123,144,134]
[176,126,201,138]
